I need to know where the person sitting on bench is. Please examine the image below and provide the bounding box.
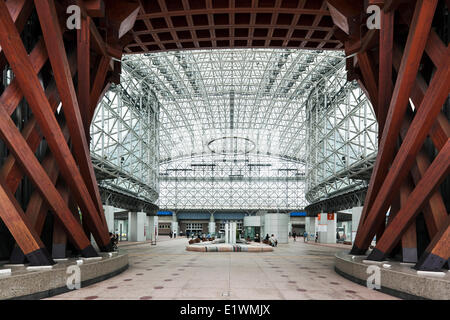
[269,234,278,247]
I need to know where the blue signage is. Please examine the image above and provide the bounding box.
[290,211,307,217]
[157,211,173,216]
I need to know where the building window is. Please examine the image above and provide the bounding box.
[219,221,243,231]
[185,223,203,231]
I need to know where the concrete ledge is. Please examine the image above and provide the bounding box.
[0,252,128,300]
[335,251,450,300]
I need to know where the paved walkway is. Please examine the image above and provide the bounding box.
[46,237,398,300]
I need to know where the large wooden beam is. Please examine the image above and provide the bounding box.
[357,51,378,113]
[0,0,34,72]
[0,0,108,251]
[83,0,105,17]
[104,0,140,39]
[415,214,450,271]
[77,15,91,140]
[377,9,394,136]
[0,178,54,266]
[344,29,378,57]
[400,112,448,239]
[0,52,76,193]
[367,139,450,265]
[352,0,439,253]
[52,180,70,259]
[354,44,450,253]
[89,55,111,123]
[398,178,417,263]
[0,99,98,257]
[35,0,108,230]
[0,40,49,115]
[393,44,450,153]
[326,0,362,35]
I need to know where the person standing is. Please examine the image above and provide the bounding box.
[292,231,297,242]
[303,231,308,242]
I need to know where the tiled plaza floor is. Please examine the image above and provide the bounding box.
[46,237,398,300]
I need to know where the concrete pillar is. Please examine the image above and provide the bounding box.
[225,223,229,243]
[208,213,215,235]
[351,206,363,244]
[171,212,178,237]
[128,212,135,241]
[230,222,237,244]
[263,213,289,244]
[128,212,146,242]
[104,205,115,233]
[318,213,337,244]
[317,213,326,242]
[145,216,158,241]
[305,217,316,240]
[327,213,337,243]
[154,216,159,239]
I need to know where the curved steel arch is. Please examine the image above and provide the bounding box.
[123,49,345,163]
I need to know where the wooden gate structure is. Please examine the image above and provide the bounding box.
[0,0,448,269]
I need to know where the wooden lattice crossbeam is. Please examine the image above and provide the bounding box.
[354,45,450,253]
[0,0,135,265]
[326,0,448,271]
[342,1,448,271]
[34,0,108,231]
[352,0,439,248]
[366,140,450,265]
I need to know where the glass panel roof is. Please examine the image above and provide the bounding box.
[122,49,345,164]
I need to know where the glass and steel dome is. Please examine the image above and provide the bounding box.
[123,49,345,163]
[91,48,376,210]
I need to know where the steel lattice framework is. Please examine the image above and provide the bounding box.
[120,49,343,210]
[124,49,344,162]
[160,153,306,210]
[93,48,375,213]
[305,77,378,204]
[90,78,160,206]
